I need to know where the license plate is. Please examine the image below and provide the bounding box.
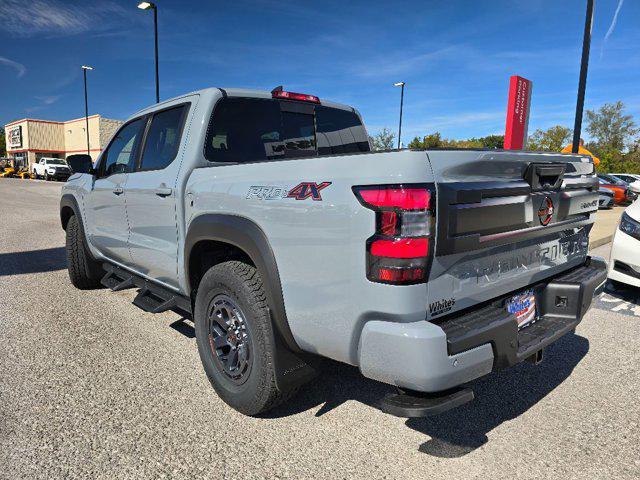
[506,289,537,328]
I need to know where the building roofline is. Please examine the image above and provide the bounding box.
[4,114,102,128]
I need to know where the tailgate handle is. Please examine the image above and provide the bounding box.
[524,163,565,191]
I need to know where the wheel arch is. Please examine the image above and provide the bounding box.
[60,194,81,231]
[184,214,300,353]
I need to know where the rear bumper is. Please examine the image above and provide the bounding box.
[358,256,607,392]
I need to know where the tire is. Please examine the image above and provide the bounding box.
[45,172,50,181]
[194,261,297,416]
[65,214,104,289]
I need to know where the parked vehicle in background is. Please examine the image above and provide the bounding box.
[0,158,30,179]
[610,173,640,183]
[598,187,615,209]
[598,176,633,205]
[608,200,640,288]
[32,158,72,181]
[60,87,607,418]
[599,173,640,197]
[608,173,640,194]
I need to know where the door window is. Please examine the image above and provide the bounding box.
[139,105,187,171]
[99,118,145,177]
[206,98,283,163]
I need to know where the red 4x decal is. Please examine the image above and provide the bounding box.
[287,182,332,201]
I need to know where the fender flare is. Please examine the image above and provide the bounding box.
[60,194,82,231]
[184,214,300,353]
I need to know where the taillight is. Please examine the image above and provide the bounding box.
[272,90,320,103]
[353,184,435,285]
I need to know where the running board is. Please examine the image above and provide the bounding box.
[101,265,136,291]
[380,387,474,417]
[133,287,178,314]
[101,262,192,316]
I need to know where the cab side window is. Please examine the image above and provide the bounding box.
[139,105,186,171]
[99,118,146,177]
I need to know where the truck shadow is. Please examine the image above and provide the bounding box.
[406,333,589,457]
[597,280,640,308]
[0,247,67,277]
[265,333,589,458]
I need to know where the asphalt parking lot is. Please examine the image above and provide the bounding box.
[1,178,639,479]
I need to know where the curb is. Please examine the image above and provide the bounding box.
[589,235,613,250]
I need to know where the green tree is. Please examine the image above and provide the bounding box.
[369,128,395,151]
[478,134,505,149]
[527,126,572,152]
[408,132,445,149]
[0,128,6,157]
[586,101,638,153]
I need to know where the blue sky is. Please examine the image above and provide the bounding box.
[1,0,638,143]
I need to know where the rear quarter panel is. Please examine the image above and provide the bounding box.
[186,151,434,364]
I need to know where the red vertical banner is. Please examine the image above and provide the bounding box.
[504,75,533,150]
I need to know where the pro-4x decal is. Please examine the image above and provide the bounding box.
[246,182,332,201]
[286,182,332,201]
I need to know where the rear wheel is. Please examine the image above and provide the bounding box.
[194,261,298,415]
[65,215,104,289]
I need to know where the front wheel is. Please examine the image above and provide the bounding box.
[44,172,50,181]
[65,215,104,289]
[194,261,298,415]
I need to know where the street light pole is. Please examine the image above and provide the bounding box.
[572,0,594,153]
[394,82,405,150]
[81,65,93,156]
[138,2,159,103]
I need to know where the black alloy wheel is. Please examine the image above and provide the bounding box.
[207,294,252,384]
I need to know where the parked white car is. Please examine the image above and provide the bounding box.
[32,157,72,181]
[608,200,640,288]
[607,173,640,195]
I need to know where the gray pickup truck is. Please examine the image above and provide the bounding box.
[61,87,607,417]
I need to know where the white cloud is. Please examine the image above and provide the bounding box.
[0,56,26,78]
[601,0,625,59]
[35,95,62,105]
[350,45,467,78]
[0,0,134,37]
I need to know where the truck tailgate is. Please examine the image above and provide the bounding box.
[425,150,598,320]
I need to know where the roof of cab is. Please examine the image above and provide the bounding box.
[130,87,355,119]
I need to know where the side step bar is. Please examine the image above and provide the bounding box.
[101,262,192,316]
[101,265,136,291]
[380,387,474,417]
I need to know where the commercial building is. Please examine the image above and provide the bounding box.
[4,115,123,169]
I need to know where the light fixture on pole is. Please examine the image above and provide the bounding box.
[137,1,159,103]
[394,82,405,150]
[81,65,94,156]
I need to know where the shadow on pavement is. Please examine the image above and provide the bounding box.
[265,333,589,458]
[0,247,67,277]
[406,333,589,457]
[597,280,640,307]
[169,318,196,338]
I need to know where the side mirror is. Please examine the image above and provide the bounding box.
[66,154,94,174]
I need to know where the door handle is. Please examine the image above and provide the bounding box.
[155,187,173,197]
[113,187,124,196]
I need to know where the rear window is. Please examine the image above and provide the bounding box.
[205,97,369,163]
